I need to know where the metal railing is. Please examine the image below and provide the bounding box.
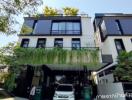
[51,30,81,35]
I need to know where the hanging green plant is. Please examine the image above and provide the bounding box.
[13,47,99,66]
[4,73,17,92]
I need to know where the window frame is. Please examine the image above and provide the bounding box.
[72,38,81,50]
[54,38,63,48]
[36,38,46,48]
[114,39,125,54]
[21,39,30,48]
[51,21,81,35]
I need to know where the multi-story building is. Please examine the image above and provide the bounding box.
[17,14,105,99]
[94,13,132,100]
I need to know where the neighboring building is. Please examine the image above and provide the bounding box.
[94,13,132,100]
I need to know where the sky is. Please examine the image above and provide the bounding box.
[1,0,132,47]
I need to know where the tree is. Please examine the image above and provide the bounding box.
[0,0,43,35]
[0,43,20,91]
[63,7,79,16]
[43,6,59,16]
[114,51,132,81]
[43,6,79,16]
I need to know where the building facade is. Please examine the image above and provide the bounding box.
[94,13,132,100]
[17,15,103,99]
[19,15,95,50]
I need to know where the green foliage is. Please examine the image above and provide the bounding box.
[12,47,99,66]
[4,73,16,92]
[0,17,8,33]
[43,6,79,16]
[14,0,21,7]
[0,43,19,91]
[43,6,59,16]
[63,7,79,16]
[33,14,40,19]
[0,0,43,34]
[114,51,132,81]
[0,72,8,83]
[0,43,100,91]
[20,24,33,34]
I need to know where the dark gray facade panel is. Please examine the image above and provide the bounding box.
[104,19,121,35]
[33,20,52,34]
[120,19,132,35]
[102,55,113,63]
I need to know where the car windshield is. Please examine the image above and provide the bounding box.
[0,90,13,99]
[57,85,73,91]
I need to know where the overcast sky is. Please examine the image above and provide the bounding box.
[1,0,132,47]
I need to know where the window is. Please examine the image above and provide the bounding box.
[66,22,73,34]
[73,22,80,34]
[115,39,125,54]
[51,21,81,35]
[59,22,65,34]
[115,20,123,34]
[54,38,63,48]
[24,20,34,28]
[36,38,46,48]
[72,38,81,50]
[21,39,29,48]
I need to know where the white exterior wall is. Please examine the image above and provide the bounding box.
[18,17,95,49]
[81,17,95,47]
[97,83,125,100]
[101,36,132,62]
[97,73,114,84]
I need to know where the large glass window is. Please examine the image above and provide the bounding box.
[59,22,65,34]
[115,39,125,54]
[21,39,29,48]
[66,22,73,34]
[72,38,81,50]
[24,20,34,28]
[73,22,80,34]
[36,38,46,48]
[51,21,81,35]
[54,38,63,48]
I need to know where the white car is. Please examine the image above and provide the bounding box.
[53,84,75,100]
[0,88,28,100]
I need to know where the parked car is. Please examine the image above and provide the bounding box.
[53,84,75,100]
[0,88,28,100]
